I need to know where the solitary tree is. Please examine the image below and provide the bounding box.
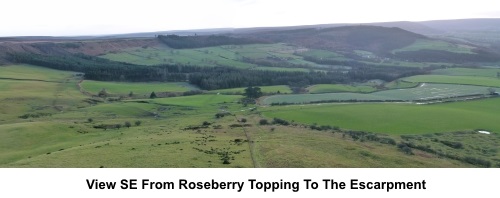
[128,91,134,97]
[124,121,131,128]
[243,86,263,99]
[150,91,157,99]
[135,120,142,126]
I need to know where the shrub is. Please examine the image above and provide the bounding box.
[272,118,290,126]
[124,121,131,128]
[397,143,414,155]
[440,140,464,149]
[259,119,269,125]
[135,120,142,126]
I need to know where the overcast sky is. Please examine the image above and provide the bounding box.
[2,0,500,36]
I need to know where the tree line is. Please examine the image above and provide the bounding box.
[8,52,426,90]
[157,35,267,49]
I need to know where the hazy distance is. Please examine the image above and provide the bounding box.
[2,0,500,36]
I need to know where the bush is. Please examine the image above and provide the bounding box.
[135,120,142,126]
[272,118,290,126]
[259,119,269,125]
[464,157,491,167]
[397,143,413,155]
[124,121,131,128]
[215,112,232,118]
[440,140,464,149]
[240,118,247,123]
[202,121,211,126]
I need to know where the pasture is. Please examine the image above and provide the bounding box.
[404,75,500,87]
[1,63,496,168]
[261,98,500,134]
[262,83,491,105]
[100,43,325,70]
[432,67,500,77]
[307,84,377,94]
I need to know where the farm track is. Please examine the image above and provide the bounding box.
[235,115,258,168]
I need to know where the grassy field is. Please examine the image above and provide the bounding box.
[307,84,377,94]
[262,83,491,105]
[244,116,470,167]
[81,80,197,96]
[1,64,496,168]
[404,75,500,87]
[298,49,349,60]
[100,43,325,70]
[261,98,500,134]
[0,65,87,121]
[207,85,292,95]
[251,66,310,72]
[392,39,475,54]
[432,67,500,77]
[148,94,242,107]
[0,64,76,81]
[384,80,419,89]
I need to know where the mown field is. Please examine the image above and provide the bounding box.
[432,67,500,77]
[262,83,491,105]
[307,84,376,94]
[404,75,500,87]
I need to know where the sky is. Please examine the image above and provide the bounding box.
[1,0,500,36]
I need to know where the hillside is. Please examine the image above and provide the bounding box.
[0,38,161,64]
[245,26,426,55]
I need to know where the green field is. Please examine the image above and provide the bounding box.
[262,98,500,134]
[392,39,475,54]
[432,67,500,77]
[262,83,491,105]
[404,75,500,87]
[384,80,419,89]
[251,66,310,72]
[81,80,197,96]
[299,49,348,60]
[148,94,242,107]
[0,64,76,81]
[101,43,325,70]
[307,84,377,94]
[207,85,292,95]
